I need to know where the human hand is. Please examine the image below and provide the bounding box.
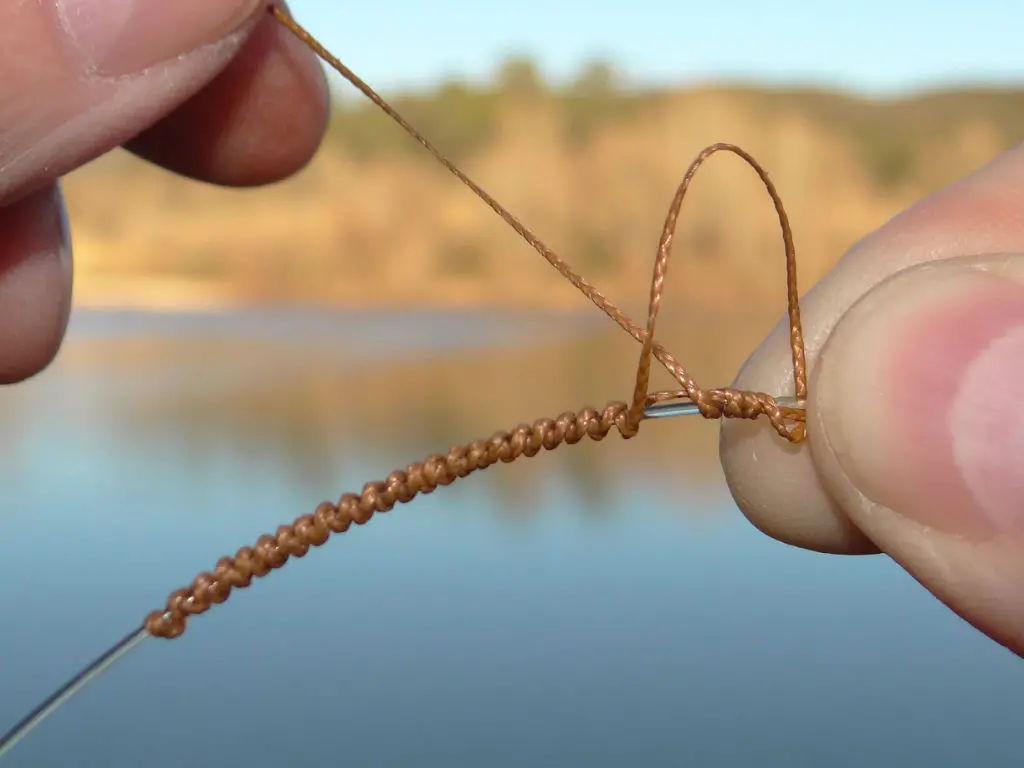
[720,143,1024,657]
[0,0,328,383]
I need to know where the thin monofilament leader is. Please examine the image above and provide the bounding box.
[0,627,149,759]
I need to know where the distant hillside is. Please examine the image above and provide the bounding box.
[62,67,1024,311]
[326,69,1024,189]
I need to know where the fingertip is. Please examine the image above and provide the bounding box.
[720,416,878,555]
[125,9,330,187]
[809,258,1024,539]
[717,313,880,555]
[807,256,1024,654]
[0,185,73,384]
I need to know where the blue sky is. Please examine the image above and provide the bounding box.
[288,0,1021,97]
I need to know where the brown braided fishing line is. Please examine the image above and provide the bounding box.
[143,3,810,641]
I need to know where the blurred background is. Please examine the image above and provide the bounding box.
[2,1,1023,765]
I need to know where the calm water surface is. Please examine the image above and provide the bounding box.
[0,308,1020,767]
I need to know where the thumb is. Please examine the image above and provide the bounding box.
[810,254,1024,655]
[0,0,264,384]
[1,0,262,202]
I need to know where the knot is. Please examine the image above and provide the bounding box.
[147,403,648,640]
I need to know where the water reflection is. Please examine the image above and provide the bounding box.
[0,308,1020,767]
[6,307,741,509]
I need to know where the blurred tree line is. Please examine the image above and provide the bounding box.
[327,57,654,162]
[327,55,1024,189]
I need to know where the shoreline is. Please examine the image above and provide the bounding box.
[71,276,594,314]
[70,279,788,332]
[69,276,705,315]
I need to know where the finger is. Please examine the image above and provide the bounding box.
[124,6,329,187]
[809,253,1024,655]
[719,144,1024,654]
[0,184,72,384]
[0,0,267,205]
[719,142,1024,556]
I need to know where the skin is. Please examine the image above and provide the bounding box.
[721,143,1024,658]
[0,0,328,383]
[3,2,1021,659]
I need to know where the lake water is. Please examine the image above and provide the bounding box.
[0,308,1020,767]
